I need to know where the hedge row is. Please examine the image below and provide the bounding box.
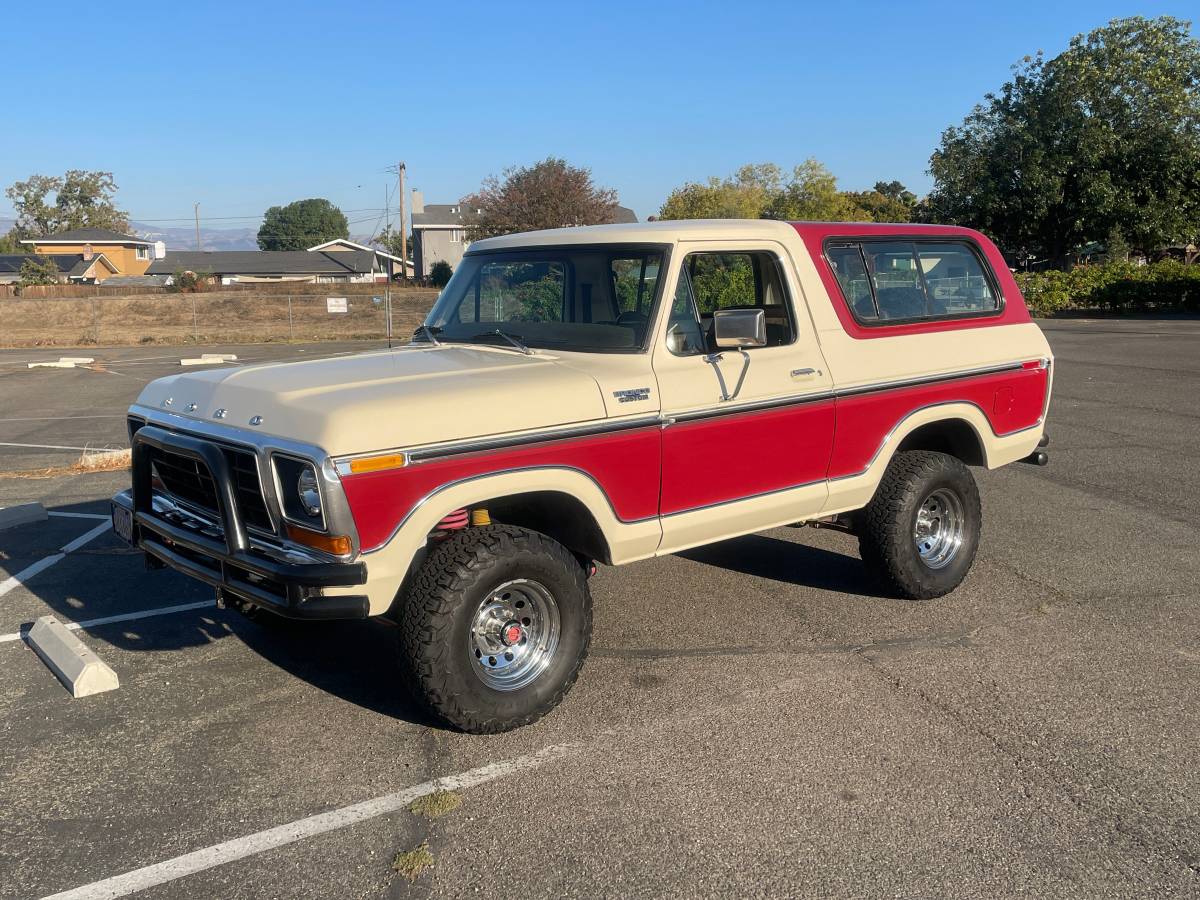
[1014,260,1200,316]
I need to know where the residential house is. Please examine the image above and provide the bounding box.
[147,246,397,285]
[410,197,482,281]
[19,227,159,280]
[410,192,639,280]
[0,253,119,285]
[307,238,412,278]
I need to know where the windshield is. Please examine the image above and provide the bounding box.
[423,245,666,352]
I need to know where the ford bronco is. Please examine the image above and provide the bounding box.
[111,220,1053,733]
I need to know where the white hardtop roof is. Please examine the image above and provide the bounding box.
[469,219,800,251]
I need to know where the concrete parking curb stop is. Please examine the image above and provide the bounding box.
[180,353,238,366]
[0,502,47,530]
[27,357,95,369]
[26,615,120,698]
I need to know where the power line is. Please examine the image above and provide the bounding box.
[131,205,403,224]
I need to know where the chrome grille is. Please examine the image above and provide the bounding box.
[143,437,273,533]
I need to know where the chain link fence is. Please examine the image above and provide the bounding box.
[0,286,439,347]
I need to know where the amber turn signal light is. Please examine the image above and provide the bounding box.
[347,453,407,474]
[286,524,352,556]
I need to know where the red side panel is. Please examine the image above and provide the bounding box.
[660,400,835,515]
[828,366,1048,479]
[789,222,1032,340]
[341,427,662,551]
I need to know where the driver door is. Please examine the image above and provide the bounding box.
[652,241,835,549]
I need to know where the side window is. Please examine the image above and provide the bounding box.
[916,243,998,315]
[667,251,795,355]
[666,269,706,356]
[828,239,1002,324]
[610,255,660,318]
[863,242,926,320]
[826,245,876,319]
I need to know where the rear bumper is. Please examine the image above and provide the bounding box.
[113,425,369,620]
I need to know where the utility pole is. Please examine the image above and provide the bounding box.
[384,184,392,348]
[193,202,201,251]
[397,161,408,283]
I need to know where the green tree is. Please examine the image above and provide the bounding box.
[5,170,130,238]
[1104,227,1131,263]
[257,198,349,250]
[429,260,453,288]
[762,160,873,222]
[927,16,1200,266]
[0,231,25,254]
[17,255,60,288]
[843,189,913,223]
[659,160,877,222]
[464,158,620,241]
[658,164,784,220]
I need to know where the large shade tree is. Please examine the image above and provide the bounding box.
[464,158,621,241]
[926,16,1200,266]
[5,170,130,238]
[257,198,349,250]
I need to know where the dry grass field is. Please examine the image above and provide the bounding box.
[0,288,438,347]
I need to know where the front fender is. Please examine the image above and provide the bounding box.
[350,467,661,616]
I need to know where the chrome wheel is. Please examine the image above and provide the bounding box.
[468,579,561,691]
[913,488,965,569]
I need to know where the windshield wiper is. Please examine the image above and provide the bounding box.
[412,324,442,345]
[469,329,533,355]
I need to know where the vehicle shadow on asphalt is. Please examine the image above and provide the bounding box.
[8,499,437,727]
[677,532,889,598]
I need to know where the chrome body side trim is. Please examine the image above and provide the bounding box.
[340,361,1036,466]
[335,415,663,468]
[830,360,1024,399]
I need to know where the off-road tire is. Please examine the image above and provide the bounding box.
[397,525,592,734]
[858,450,981,600]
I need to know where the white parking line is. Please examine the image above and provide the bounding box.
[0,601,217,644]
[47,512,111,521]
[0,520,111,601]
[0,441,124,452]
[42,743,578,900]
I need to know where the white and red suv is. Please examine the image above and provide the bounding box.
[113,220,1053,732]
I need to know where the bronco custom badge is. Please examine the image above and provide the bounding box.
[612,387,652,403]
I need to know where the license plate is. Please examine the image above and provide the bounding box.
[111,502,134,544]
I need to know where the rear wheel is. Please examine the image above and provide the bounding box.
[397,525,592,733]
[858,450,981,600]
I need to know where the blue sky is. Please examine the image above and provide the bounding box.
[1,1,1194,232]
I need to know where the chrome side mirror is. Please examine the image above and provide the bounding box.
[713,308,767,349]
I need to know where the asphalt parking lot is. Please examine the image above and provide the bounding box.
[1,320,1198,899]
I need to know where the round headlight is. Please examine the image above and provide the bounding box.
[296,467,321,517]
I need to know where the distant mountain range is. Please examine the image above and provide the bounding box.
[0,218,378,252]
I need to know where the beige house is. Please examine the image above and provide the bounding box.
[20,227,158,280]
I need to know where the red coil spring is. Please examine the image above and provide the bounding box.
[431,508,470,539]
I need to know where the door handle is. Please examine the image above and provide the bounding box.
[790,367,821,379]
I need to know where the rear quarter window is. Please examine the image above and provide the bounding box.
[825,238,1002,325]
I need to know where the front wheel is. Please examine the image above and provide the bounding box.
[397,525,592,733]
[858,450,982,600]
